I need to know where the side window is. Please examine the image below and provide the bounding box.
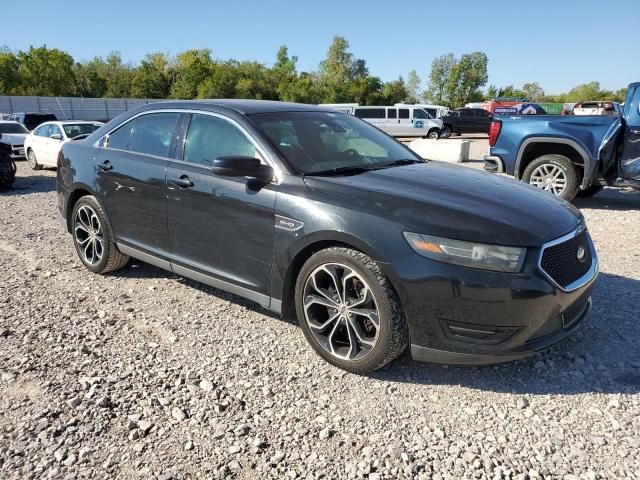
[413,109,428,119]
[128,113,180,157]
[425,108,437,117]
[49,125,62,137]
[183,114,258,166]
[398,109,409,119]
[477,109,490,117]
[354,108,385,119]
[36,125,50,137]
[387,108,397,119]
[106,119,135,150]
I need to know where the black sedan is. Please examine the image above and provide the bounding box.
[56,100,598,373]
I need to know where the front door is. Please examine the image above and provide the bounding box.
[166,112,277,300]
[95,112,180,258]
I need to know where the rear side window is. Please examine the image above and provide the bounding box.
[398,109,409,119]
[183,114,258,166]
[354,108,385,119]
[107,119,135,150]
[387,108,397,119]
[128,113,180,157]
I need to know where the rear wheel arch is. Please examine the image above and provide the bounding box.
[516,138,590,185]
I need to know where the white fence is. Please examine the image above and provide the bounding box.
[0,96,165,122]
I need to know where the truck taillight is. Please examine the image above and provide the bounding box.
[489,120,502,147]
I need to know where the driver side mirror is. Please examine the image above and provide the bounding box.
[50,133,63,140]
[212,156,274,182]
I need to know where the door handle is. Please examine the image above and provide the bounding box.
[170,176,194,188]
[97,160,113,172]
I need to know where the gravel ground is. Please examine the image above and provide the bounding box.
[1,160,639,480]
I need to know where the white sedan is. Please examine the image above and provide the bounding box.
[24,121,103,169]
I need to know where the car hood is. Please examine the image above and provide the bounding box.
[302,162,583,247]
[0,133,27,145]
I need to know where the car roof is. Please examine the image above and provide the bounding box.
[141,99,330,115]
[0,120,23,124]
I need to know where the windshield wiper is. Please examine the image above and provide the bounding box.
[304,165,371,177]
[369,159,424,170]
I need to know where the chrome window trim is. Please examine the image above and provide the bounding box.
[95,108,283,183]
[537,225,599,293]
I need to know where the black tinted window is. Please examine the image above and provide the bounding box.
[425,108,437,117]
[476,109,490,117]
[387,108,397,119]
[128,113,179,157]
[183,114,257,166]
[107,119,135,150]
[398,109,409,119]
[354,108,385,119]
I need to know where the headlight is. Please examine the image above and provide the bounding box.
[403,232,526,273]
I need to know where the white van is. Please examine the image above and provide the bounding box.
[352,106,442,138]
[396,103,449,119]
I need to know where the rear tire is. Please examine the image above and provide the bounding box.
[295,247,409,374]
[71,195,129,274]
[576,185,603,198]
[522,154,579,201]
[27,149,42,170]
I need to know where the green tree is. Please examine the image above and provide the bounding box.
[381,77,409,105]
[564,81,611,102]
[405,70,421,103]
[424,53,456,104]
[318,36,367,102]
[170,49,213,99]
[16,46,76,96]
[130,52,171,98]
[522,82,544,101]
[73,62,108,97]
[446,52,488,107]
[0,47,20,95]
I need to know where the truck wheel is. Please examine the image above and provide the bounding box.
[522,154,579,201]
[576,185,603,198]
[439,125,452,138]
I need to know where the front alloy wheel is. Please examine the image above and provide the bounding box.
[295,247,408,373]
[303,263,380,361]
[27,149,42,170]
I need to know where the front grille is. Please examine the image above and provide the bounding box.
[540,229,593,289]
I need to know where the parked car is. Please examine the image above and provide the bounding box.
[395,103,449,118]
[572,101,622,116]
[8,112,58,131]
[485,82,640,201]
[24,121,103,170]
[353,106,443,138]
[0,121,29,159]
[439,108,492,138]
[57,100,597,373]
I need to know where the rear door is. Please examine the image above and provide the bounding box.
[619,93,640,183]
[396,108,411,135]
[166,112,277,300]
[475,109,493,134]
[385,108,398,135]
[30,124,50,161]
[95,111,180,258]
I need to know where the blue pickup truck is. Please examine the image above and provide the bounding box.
[485,82,640,201]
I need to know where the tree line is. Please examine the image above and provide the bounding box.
[0,38,628,108]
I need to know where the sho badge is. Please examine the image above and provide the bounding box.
[576,245,586,262]
[275,215,303,232]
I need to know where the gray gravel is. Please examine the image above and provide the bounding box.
[1,161,639,480]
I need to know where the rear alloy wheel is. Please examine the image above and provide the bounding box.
[72,196,129,274]
[295,247,408,373]
[27,149,42,170]
[522,154,579,201]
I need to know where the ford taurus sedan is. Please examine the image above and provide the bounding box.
[56,101,598,373]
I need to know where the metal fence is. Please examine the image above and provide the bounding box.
[0,96,165,122]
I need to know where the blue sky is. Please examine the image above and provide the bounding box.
[3,0,637,94]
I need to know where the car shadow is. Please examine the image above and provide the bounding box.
[1,168,57,195]
[573,187,640,211]
[371,272,640,395]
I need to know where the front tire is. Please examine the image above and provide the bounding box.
[71,196,129,274]
[522,154,579,201]
[27,149,42,170]
[439,125,452,138]
[426,128,440,140]
[295,247,409,374]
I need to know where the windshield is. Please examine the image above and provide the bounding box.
[0,122,29,134]
[63,123,101,138]
[250,111,422,175]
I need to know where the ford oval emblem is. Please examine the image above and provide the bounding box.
[576,245,586,263]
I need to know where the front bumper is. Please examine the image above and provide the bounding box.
[9,145,25,159]
[386,239,598,365]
